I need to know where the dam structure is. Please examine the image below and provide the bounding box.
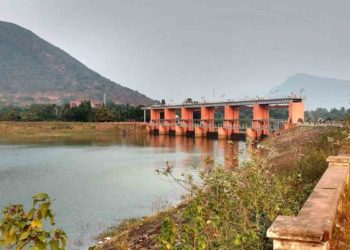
[142,97,304,140]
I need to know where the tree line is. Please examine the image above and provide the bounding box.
[305,107,350,121]
[0,102,348,122]
[0,101,147,122]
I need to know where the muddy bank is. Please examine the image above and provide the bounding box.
[0,121,147,138]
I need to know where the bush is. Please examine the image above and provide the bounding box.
[158,128,346,249]
[0,193,67,250]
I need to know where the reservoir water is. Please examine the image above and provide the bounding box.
[0,134,249,249]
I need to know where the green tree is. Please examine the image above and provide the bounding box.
[20,112,39,121]
[95,108,114,122]
[0,193,67,250]
[61,101,94,122]
[74,101,94,122]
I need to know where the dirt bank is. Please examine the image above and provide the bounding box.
[261,126,334,169]
[0,121,147,138]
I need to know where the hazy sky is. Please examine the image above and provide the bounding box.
[1,0,350,102]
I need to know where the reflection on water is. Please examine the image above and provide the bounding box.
[0,134,249,249]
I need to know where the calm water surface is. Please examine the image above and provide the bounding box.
[0,134,249,249]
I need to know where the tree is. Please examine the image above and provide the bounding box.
[0,193,67,249]
[74,101,94,122]
[20,112,39,121]
[61,101,94,122]
[95,108,114,122]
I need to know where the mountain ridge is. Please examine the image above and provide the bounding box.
[0,21,153,106]
[270,73,350,110]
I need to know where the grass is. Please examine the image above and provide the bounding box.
[331,183,350,248]
[330,119,350,248]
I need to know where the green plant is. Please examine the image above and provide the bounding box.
[0,193,67,250]
[159,218,177,250]
[157,128,346,249]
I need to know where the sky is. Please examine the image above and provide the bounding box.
[1,0,350,102]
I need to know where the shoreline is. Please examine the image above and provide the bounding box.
[0,121,148,138]
[92,126,337,249]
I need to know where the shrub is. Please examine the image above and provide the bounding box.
[0,193,67,250]
[158,128,345,249]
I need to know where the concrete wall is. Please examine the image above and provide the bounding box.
[267,154,350,249]
[288,101,305,124]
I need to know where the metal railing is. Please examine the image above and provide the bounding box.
[143,96,303,110]
[299,121,344,128]
[148,119,287,131]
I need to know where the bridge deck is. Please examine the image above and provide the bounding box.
[143,97,302,110]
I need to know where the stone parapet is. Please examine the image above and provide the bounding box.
[267,154,350,249]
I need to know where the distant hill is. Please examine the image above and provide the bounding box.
[270,73,350,110]
[0,21,153,106]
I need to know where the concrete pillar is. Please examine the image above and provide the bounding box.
[146,125,152,134]
[246,128,257,141]
[288,101,304,124]
[158,125,168,135]
[150,109,161,133]
[253,104,269,139]
[175,126,184,136]
[218,127,228,139]
[164,108,176,133]
[195,127,205,137]
[181,108,194,133]
[201,106,215,133]
[150,109,161,121]
[224,105,239,137]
